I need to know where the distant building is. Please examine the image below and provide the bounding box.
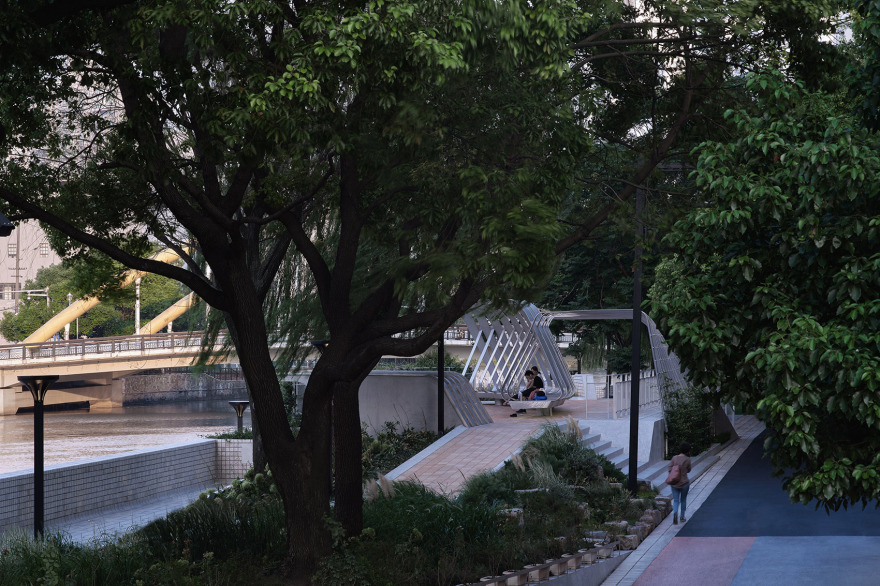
[0,220,61,315]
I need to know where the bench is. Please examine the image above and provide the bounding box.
[508,399,564,416]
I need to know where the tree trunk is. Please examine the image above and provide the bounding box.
[250,399,268,474]
[217,261,334,582]
[333,376,367,537]
[283,373,334,582]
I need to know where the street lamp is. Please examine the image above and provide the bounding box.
[18,375,59,538]
[228,400,250,432]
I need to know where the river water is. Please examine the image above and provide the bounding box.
[0,401,252,474]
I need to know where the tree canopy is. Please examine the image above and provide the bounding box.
[653,68,880,510]
[0,264,191,341]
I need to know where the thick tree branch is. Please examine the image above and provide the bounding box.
[0,185,227,309]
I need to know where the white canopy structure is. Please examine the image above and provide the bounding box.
[461,304,687,403]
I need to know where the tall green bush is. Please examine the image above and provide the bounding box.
[663,384,712,458]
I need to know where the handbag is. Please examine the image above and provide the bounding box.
[665,463,681,485]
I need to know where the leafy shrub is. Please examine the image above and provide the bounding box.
[206,428,254,439]
[0,531,143,586]
[456,464,531,508]
[137,469,285,563]
[521,423,620,484]
[663,384,713,457]
[361,422,439,481]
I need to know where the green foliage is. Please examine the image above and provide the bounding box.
[280,382,302,436]
[654,69,880,509]
[361,422,439,482]
[521,423,623,484]
[206,428,254,440]
[375,351,465,372]
[141,470,284,564]
[0,263,192,342]
[0,531,142,585]
[662,385,713,459]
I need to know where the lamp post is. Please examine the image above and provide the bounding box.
[135,278,141,334]
[437,335,445,436]
[65,293,72,340]
[18,375,59,538]
[627,189,645,496]
[229,400,250,432]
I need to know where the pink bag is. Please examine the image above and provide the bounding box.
[665,463,681,485]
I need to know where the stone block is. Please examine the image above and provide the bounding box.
[499,508,524,526]
[619,534,641,550]
[549,559,568,576]
[645,508,663,525]
[578,549,598,564]
[604,520,629,534]
[503,570,527,585]
[633,522,651,540]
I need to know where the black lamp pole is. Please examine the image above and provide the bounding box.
[628,189,645,496]
[18,375,59,538]
[229,400,250,432]
[437,336,445,436]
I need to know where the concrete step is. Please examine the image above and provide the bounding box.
[589,440,613,454]
[644,438,734,494]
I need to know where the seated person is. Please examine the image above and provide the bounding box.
[519,370,535,400]
[527,372,545,400]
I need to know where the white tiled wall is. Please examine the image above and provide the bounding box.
[0,439,252,533]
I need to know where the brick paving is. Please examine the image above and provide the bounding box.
[393,399,593,495]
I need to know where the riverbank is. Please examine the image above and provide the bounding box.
[0,401,250,474]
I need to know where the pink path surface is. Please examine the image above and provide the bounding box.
[395,400,587,495]
[633,537,755,586]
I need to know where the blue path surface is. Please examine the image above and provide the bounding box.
[679,430,880,538]
[630,429,880,585]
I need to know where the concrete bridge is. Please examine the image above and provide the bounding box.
[0,332,237,415]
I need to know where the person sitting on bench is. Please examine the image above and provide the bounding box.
[526,370,545,400]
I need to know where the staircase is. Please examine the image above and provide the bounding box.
[570,421,724,492]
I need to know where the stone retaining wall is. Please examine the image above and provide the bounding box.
[122,373,247,404]
[0,439,252,534]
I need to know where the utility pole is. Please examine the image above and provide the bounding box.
[628,188,645,496]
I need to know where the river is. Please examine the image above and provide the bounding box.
[0,401,252,474]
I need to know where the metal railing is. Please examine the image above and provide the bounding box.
[612,369,661,419]
[0,331,221,364]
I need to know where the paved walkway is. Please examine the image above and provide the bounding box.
[606,414,880,585]
[389,398,661,495]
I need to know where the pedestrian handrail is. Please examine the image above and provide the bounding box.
[612,369,661,419]
[0,331,223,364]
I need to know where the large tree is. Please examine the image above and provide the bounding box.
[0,0,843,580]
[652,66,880,510]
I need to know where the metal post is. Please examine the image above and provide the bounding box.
[628,189,645,496]
[65,293,72,340]
[437,336,445,435]
[229,401,250,432]
[18,375,59,539]
[135,278,141,334]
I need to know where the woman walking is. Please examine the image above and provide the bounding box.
[668,442,693,524]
